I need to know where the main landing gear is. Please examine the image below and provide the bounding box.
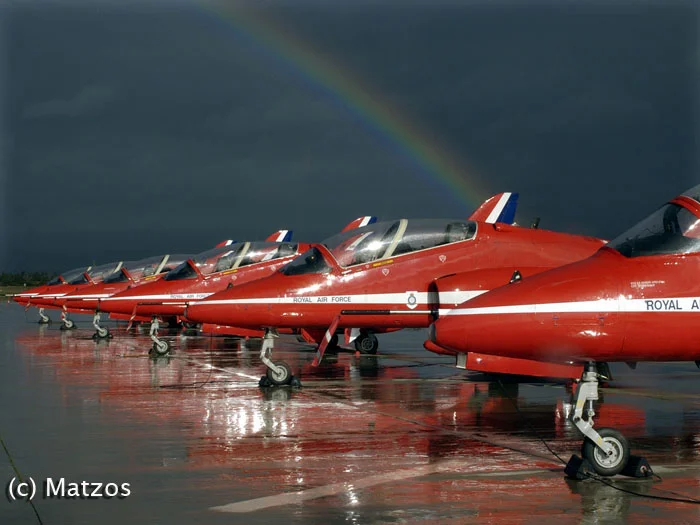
[566,362,651,478]
[258,329,300,388]
[91,311,112,340]
[181,321,199,336]
[354,332,379,354]
[148,316,171,357]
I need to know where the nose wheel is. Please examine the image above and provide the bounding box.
[570,363,631,477]
[60,309,76,330]
[93,326,112,340]
[151,339,171,357]
[266,361,293,386]
[581,428,630,477]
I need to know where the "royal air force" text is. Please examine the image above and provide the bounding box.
[293,296,351,303]
[645,299,700,311]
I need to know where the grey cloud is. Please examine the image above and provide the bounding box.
[22,85,116,119]
[6,2,698,271]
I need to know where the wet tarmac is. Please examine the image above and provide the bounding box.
[2,302,700,524]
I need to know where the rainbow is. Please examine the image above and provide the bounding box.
[192,1,491,210]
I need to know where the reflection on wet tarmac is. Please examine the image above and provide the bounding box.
[2,305,700,524]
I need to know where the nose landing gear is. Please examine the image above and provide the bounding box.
[92,311,112,340]
[258,329,300,387]
[37,308,51,325]
[148,316,171,356]
[566,362,649,478]
[60,307,76,330]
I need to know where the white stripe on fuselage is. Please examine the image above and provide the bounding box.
[444,297,700,317]
[102,293,214,302]
[189,290,485,307]
[62,293,113,300]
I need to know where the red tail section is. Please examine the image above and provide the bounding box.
[214,239,235,248]
[340,216,377,232]
[468,192,518,224]
[264,230,293,242]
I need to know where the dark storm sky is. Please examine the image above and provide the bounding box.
[2,0,698,272]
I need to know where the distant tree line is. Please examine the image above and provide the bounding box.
[0,272,57,286]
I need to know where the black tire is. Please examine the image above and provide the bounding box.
[581,427,630,477]
[354,333,379,354]
[329,334,339,348]
[60,320,75,330]
[95,327,110,339]
[266,362,292,386]
[152,339,171,356]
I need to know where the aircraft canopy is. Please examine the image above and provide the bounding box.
[102,254,191,283]
[67,261,122,285]
[608,197,700,257]
[164,242,299,281]
[281,218,477,275]
[48,267,90,286]
[324,218,477,267]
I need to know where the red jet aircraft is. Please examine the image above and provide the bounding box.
[16,261,124,328]
[98,219,375,355]
[427,183,700,476]
[14,265,92,323]
[60,233,292,339]
[60,252,193,336]
[14,239,231,327]
[185,192,606,387]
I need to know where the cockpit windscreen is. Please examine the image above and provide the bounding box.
[608,203,700,257]
[321,219,477,267]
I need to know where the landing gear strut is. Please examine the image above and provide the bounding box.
[570,362,630,477]
[148,316,171,356]
[91,311,112,340]
[258,329,300,387]
[37,308,51,325]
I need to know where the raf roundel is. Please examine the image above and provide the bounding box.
[406,292,418,310]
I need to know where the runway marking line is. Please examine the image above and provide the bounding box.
[211,460,537,513]
[211,462,700,513]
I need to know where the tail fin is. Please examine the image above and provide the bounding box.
[341,216,377,232]
[265,230,293,242]
[468,192,518,224]
[214,239,236,248]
